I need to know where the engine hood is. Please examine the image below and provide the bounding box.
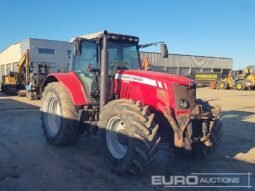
[115,70,194,86]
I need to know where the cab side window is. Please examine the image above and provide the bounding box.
[75,41,97,74]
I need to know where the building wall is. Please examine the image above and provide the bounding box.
[0,38,72,78]
[0,43,22,76]
[25,38,71,72]
[140,52,233,75]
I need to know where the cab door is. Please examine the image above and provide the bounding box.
[73,40,99,103]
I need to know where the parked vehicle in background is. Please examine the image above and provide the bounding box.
[0,71,17,95]
[0,50,50,99]
[194,72,222,86]
[210,66,255,90]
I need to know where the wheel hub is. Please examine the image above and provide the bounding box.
[44,96,61,137]
[106,117,128,159]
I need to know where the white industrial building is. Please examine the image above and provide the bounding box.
[0,38,233,78]
[0,38,71,77]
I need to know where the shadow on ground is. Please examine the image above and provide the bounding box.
[0,97,254,191]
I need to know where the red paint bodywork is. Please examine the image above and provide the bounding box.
[114,70,195,116]
[45,70,195,116]
[44,72,88,105]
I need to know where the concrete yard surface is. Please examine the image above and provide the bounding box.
[0,88,254,191]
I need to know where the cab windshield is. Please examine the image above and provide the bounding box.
[108,41,140,74]
[72,40,140,74]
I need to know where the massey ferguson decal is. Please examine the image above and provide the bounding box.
[115,74,168,90]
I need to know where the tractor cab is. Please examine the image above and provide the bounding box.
[69,32,141,103]
[69,32,141,74]
[68,31,168,106]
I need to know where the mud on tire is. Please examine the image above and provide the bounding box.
[97,99,160,175]
[41,82,80,145]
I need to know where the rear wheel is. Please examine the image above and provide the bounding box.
[98,99,160,175]
[41,82,80,145]
[235,81,246,90]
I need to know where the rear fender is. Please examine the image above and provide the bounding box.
[43,72,88,105]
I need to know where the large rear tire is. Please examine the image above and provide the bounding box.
[41,82,80,145]
[98,99,160,175]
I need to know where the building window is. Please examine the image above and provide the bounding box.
[179,67,190,75]
[191,68,201,74]
[150,66,165,72]
[166,67,177,74]
[6,63,11,74]
[0,65,5,76]
[203,68,212,72]
[67,50,71,56]
[38,48,55,54]
[223,69,231,74]
[213,68,222,72]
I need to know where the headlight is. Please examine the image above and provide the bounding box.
[179,99,189,109]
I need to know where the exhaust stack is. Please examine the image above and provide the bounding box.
[100,31,109,110]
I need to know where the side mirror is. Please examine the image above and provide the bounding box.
[160,43,168,58]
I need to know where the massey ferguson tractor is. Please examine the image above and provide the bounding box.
[41,31,222,175]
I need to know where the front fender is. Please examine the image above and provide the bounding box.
[43,72,88,105]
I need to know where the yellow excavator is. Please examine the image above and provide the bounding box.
[17,49,30,91]
[1,49,50,99]
[0,50,30,95]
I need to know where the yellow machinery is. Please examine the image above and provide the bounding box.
[1,49,50,99]
[211,66,255,90]
[17,49,30,88]
[234,67,255,90]
[0,50,30,95]
[2,75,16,85]
[0,72,17,94]
[217,71,234,90]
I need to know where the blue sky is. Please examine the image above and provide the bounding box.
[0,0,254,69]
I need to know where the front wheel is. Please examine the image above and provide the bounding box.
[218,81,228,89]
[235,81,246,90]
[41,82,80,145]
[98,99,160,175]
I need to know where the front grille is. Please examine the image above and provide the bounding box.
[172,83,196,110]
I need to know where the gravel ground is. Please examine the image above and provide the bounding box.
[0,88,254,191]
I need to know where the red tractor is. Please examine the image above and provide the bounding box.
[41,31,222,175]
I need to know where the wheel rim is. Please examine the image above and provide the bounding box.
[220,83,224,89]
[106,117,128,159]
[44,96,61,137]
[236,84,241,89]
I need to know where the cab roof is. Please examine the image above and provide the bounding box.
[69,31,139,43]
